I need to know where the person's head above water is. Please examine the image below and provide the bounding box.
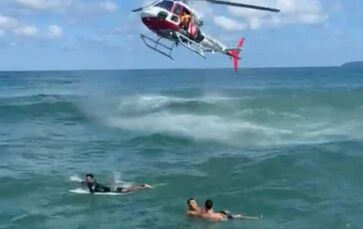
[187,198,199,211]
[85,174,95,183]
[205,199,214,211]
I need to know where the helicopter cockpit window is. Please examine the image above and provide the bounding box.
[155,0,174,11]
[173,3,183,15]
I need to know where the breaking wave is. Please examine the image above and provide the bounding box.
[80,89,363,147]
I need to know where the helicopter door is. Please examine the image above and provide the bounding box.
[171,3,183,24]
[173,3,183,15]
[177,5,192,30]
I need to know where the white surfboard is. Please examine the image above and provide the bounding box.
[69,175,163,195]
[69,188,124,196]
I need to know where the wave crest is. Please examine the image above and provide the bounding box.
[82,93,363,147]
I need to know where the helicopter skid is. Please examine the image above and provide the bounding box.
[175,32,207,59]
[140,34,176,60]
[140,32,208,60]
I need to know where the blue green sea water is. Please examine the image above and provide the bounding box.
[0,67,363,229]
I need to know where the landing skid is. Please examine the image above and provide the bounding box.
[175,32,207,59]
[141,34,176,60]
[140,32,209,60]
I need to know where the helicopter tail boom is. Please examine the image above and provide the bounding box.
[226,38,245,72]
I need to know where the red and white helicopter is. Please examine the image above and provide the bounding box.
[133,0,280,71]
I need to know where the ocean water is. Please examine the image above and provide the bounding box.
[0,68,363,229]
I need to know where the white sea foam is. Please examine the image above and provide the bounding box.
[111,171,133,187]
[70,175,83,183]
[82,94,363,147]
[114,94,244,114]
[107,112,292,146]
[115,95,186,114]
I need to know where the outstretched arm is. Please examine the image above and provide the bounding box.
[219,210,260,220]
[238,215,260,220]
[187,210,201,217]
[226,214,260,220]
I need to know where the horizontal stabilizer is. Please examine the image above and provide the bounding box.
[227,38,245,72]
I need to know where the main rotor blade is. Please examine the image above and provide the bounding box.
[206,0,280,12]
[132,7,143,12]
[132,0,160,12]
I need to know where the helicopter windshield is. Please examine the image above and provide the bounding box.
[155,0,174,11]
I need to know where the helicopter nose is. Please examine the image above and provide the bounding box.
[141,7,178,32]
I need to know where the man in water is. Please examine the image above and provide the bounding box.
[186,198,202,216]
[201,199,227,221]
[201,199,247,221]
[85,174,152,194]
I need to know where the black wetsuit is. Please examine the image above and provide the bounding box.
[86,181,129,193]
[87,181,111,193]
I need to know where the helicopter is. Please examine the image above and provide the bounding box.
[132,0,280,71]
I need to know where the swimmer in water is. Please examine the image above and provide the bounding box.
[201,199,253,221]
[186,198,202,217]
[85,174,152,194]
[201,199,227,221]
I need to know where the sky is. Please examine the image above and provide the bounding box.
[0,0,362,70]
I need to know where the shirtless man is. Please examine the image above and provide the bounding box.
[201,199,227,221]
[180,11,191,30]
[202,199,253,221]
[186,198,202,216]
[186,198,257,221]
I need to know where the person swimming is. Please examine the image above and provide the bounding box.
[201,199,228,221]
[85,174,152,194]
[186,198,253,221]
[186,198,202,216]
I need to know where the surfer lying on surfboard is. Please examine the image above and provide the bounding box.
[84,174,152,194]
[186,198,260,221]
